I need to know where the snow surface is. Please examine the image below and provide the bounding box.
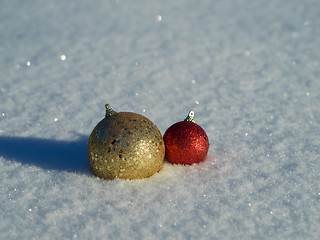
[1,0,320,239]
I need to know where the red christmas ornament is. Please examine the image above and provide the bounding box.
[163,111,209,164]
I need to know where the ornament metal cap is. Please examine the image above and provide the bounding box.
[105,104,117,117]
[184,111,196,123]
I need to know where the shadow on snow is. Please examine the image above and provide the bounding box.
[0,135,92,174]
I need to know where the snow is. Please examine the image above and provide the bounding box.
[1,0,320,239]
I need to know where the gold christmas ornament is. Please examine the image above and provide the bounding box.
[87,104,165,179]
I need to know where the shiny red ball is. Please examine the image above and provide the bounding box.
[163,121,209,164]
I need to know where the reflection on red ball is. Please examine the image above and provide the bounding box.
[163,121,209,164]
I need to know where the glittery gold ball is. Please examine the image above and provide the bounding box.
[87,105,165,179]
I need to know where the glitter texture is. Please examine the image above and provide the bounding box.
[87,107,165,179]
[163,120,209,165]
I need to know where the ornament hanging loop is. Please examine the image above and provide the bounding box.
[105,104,117,117]
[184,111,196,123]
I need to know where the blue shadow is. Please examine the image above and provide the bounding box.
[0,135,92,174]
